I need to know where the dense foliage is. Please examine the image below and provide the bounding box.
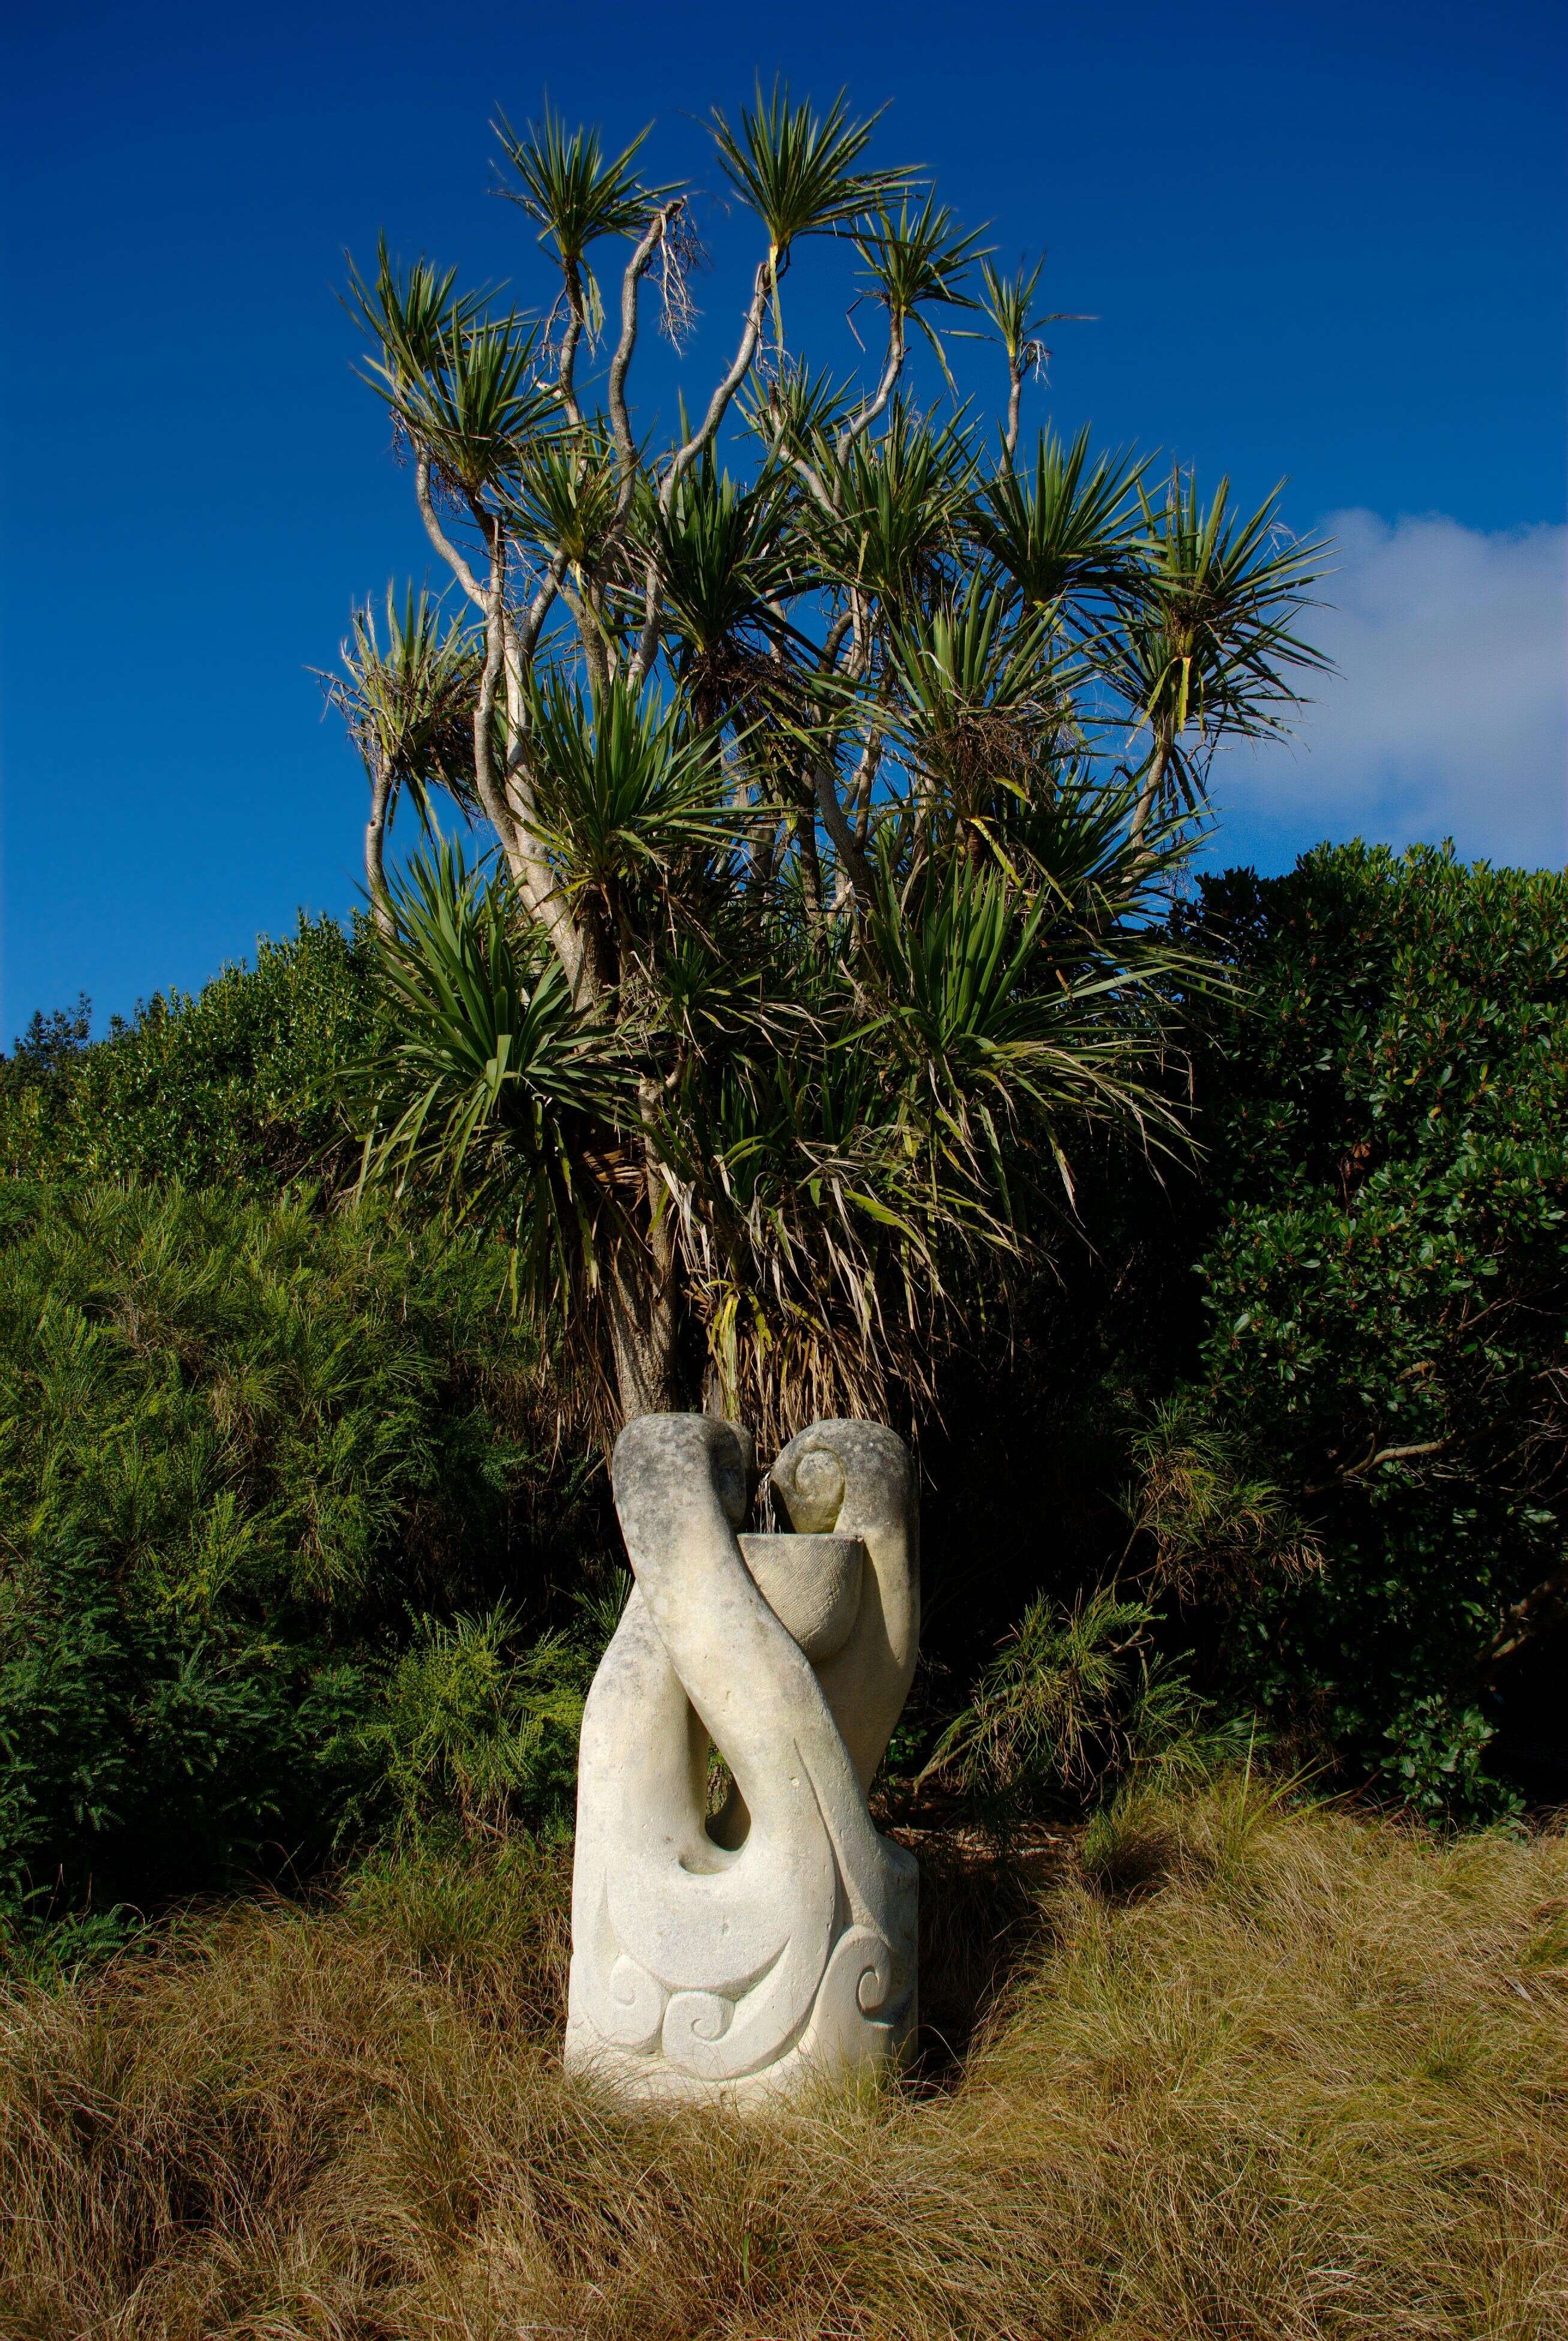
[2,830,1564,1950]
[2,835,1563,1948]
[0,916,378,1195]
[1167,843,1568,1812]
[0,1180,602,1941]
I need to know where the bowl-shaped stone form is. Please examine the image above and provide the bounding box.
[738,1531,865,1664]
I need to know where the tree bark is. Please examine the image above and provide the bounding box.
[1004,360,1024,461]
[605,1270,679,1421]
[364,761,394,936]
[602,1077,686,1424]
[814,759,874,906]
[1129,737,1170,849]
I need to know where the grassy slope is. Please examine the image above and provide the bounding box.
[2,1779,1566,2340]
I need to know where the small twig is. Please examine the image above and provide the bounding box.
[1302,1438,1448,1497]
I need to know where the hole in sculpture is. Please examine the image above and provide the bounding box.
[704,1747,751,1849]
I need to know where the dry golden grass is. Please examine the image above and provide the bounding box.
[2,1779,1567,2339]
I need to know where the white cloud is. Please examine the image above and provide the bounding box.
[1211,509,1567,870]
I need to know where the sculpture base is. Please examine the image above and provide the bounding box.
[564,1866,918,2111]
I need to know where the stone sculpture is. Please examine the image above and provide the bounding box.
[565,1412,920,2107]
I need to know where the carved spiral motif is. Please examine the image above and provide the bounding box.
[565,1414,921,2105]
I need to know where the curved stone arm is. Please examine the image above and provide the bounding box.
[769,1418,920,1793]
[610,1414,885,1886]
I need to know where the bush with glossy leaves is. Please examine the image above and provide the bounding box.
[1164,843,1568,1812]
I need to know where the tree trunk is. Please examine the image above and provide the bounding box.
[1004,361,1023,460]
[605,1079,684,1423]
[1129,738,1170,848]
[605,1252,679,1422]
[365,763,394,937]
[796,796,826,921]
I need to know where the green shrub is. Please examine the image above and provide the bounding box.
[1160,843,1568,1809]
[924,1583,1249,1825]
[0,1181,584,1937]
[349,1603,602,1845]
[0,915,380,1192]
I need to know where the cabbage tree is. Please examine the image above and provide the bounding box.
[332,85,1323,1435]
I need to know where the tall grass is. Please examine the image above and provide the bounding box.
[2,1779,1566,2338]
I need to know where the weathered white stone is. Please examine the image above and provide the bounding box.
[565,1413,920,2107]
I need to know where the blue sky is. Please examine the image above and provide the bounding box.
[2,0,1564,1035]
